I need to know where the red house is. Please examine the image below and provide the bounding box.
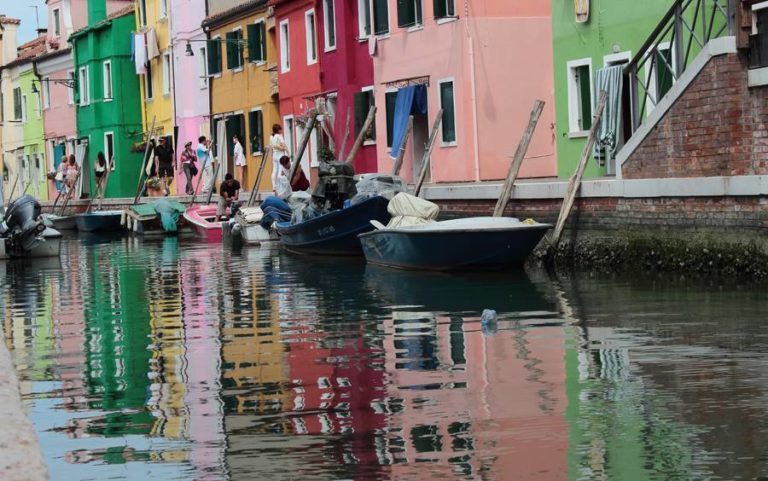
[273,0,376,175]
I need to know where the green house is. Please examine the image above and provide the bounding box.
[19,68,48,200]
[71,3,144,198]
[552,0,678,179]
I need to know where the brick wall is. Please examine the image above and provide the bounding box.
[622,52,768,179]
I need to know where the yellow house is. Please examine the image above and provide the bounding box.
[135,0,175,182]
[203,0,279,192]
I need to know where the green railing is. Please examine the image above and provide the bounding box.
[624,0,735,134]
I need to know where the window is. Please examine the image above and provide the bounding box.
[354,87,375,142]
[42,78,50,109]
[247,21,266,63]
[145,61,153,100]
[323,0,336,50]
[162,53,171,95]
[305,10,317,65]
[433,0,455,19]
[139,0,147,26]
[159,0,168,18]
[35,91,41,118]
[52,9,61,37]
[648,43,674,110]
[385,90,398,147]
[0,93,4,123]
[67,70,75,104]
[21,94,28,122]
[566,58,592,134]
[13,87,21,120]
[198,47,208,88]
[103,61,112,101]
[397,0,423,29]
[438,79,456,144]
[373,0,390,35]
[78,66,90,105]
[284,116,294,155]
[280,20,290,73]
[249,109,264,154]
[226,30,244,71]
[207,37,222,75]
[359,0,372,38]
[104,132,115,170]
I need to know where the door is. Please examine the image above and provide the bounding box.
[411,113,428,182]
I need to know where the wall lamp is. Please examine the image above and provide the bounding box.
[31,78,76,93]
[185,38,246,56]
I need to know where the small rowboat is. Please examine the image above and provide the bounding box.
[359,217,551,271]
[44,214,78,231]
[75,211,124,232]
[183,204,224,243]
[276,196,391,256]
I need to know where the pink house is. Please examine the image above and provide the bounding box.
[171,0,210,195]
[37,0,132,199]
[371,1,556,183]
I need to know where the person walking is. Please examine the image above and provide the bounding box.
[180,141,197,195]
[215,173,240,222]
[54,156,67,193]
[233,134,246,186]
[197,136,215,194]
[154,137,174,196]
[269,124,288,192]
[64,155,79,201]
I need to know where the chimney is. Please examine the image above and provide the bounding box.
[36,28,47,37]
[88,0,107,25]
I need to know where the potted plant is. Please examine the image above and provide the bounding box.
[145,176,162,196]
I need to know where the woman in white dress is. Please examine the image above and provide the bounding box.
[269,124,289,192]
[233,135,246,185]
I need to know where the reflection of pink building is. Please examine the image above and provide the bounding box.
[171,0,209,195]
[382,314,568,479]
[372,1,556,183]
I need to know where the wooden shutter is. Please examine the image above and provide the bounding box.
[440,82,456,142]
[576,66,592,130]
[207,39,221,74]
[249,110,264,153]
[433,0,446,19]
[354,92,366,136]
[226,32,236,69]
[385,91,398,147]
[247,24,259,62]
[373,0,389,34]
[397,0,414,27]
[13,88,21,120]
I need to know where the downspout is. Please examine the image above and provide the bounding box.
[465,0,480,181]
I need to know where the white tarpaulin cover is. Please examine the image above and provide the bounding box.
[236,207,264,225]
[385,192,440,228]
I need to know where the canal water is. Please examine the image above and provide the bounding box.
[2,237,768,480]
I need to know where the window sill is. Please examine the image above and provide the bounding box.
[324,45,337,53]
[250,60,267,67]
[440,141,458,148]
[567,130,589,139]
[145,98,154,104]
[162,93,171,98]
[230,67,244,73]
[158,16,168,22]
[436,16,459,25]
[358,35,370,43]
[407,25,424,33]
[104,98,113,103]
[251,151,264,157]
[363,140,376,146]
[307,59,318,66]
[376,33,391,40]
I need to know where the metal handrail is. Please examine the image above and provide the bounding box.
[625,0,735,135]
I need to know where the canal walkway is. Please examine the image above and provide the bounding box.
[0,323,48,481]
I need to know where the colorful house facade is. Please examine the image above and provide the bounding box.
[0,16,21,204]
[71,3,145,197]
[203,0,280,191]
[371,1,556,184]
[170,0,210,194]
[551,0,674,178]
[317,0,376,173]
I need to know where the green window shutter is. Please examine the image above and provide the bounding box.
[433,0,446,19]
[385,91,398,148]
[326,0,336,46]
[354,92,366,136]
[415,0,422,25]
[397,0,414,27]
[260,23,266,61]
[656,49,674,99]
[207,39,221,75]
[576,65,591,130]
[226,32,236,69]
[373,0,389,35]
[249,110,264,153]
[247,24,258,62]
[366,91,376,141]
[237,31,244,67]
[440,81,456,143]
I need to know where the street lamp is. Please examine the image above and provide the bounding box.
[31,78,76,93]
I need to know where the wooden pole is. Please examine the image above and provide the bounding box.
[205,162,221,205]
[289,113,318,184]
[337,108,351,160]
[96,158,114,211]
[7,173,19,202]
[549,91,608,248]
[133,116,157,205]
[320,115,335,154]
[493,100,545,217]
[345,105,376,164]
[413,109,443,198]
[58,170,80,216]
[391,115,413,176]
[248,147,271,206]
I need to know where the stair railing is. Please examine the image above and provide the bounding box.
[624,0,735,135]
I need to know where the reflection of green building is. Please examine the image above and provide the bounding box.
[70,2,144,197]
[84,249,153,436]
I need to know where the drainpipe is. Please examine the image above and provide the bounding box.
[465,0,480,182]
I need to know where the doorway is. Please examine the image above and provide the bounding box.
[604,52,632,176]
[411,112,429,182]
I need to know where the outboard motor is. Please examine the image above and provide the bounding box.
[312,161,357,211]
[3,195,46,253]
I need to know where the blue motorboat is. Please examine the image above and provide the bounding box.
[358,217,551,271]
[277,196,391,256]
[75,210,124,232]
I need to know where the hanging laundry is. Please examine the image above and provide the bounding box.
[368,35,377,57]
[134,33,147,74]
[146,28,160,59]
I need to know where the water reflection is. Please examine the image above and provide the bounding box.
[3,239,768,480]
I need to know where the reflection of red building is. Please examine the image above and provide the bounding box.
[382,313,569,480]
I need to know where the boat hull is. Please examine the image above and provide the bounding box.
[75,211,124,232]
[0,227,62,259]
[240,223,278,245]
[183,204,224,243]
[46,214,78,231]
[359,222,551,271]
[277,196,391,256]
